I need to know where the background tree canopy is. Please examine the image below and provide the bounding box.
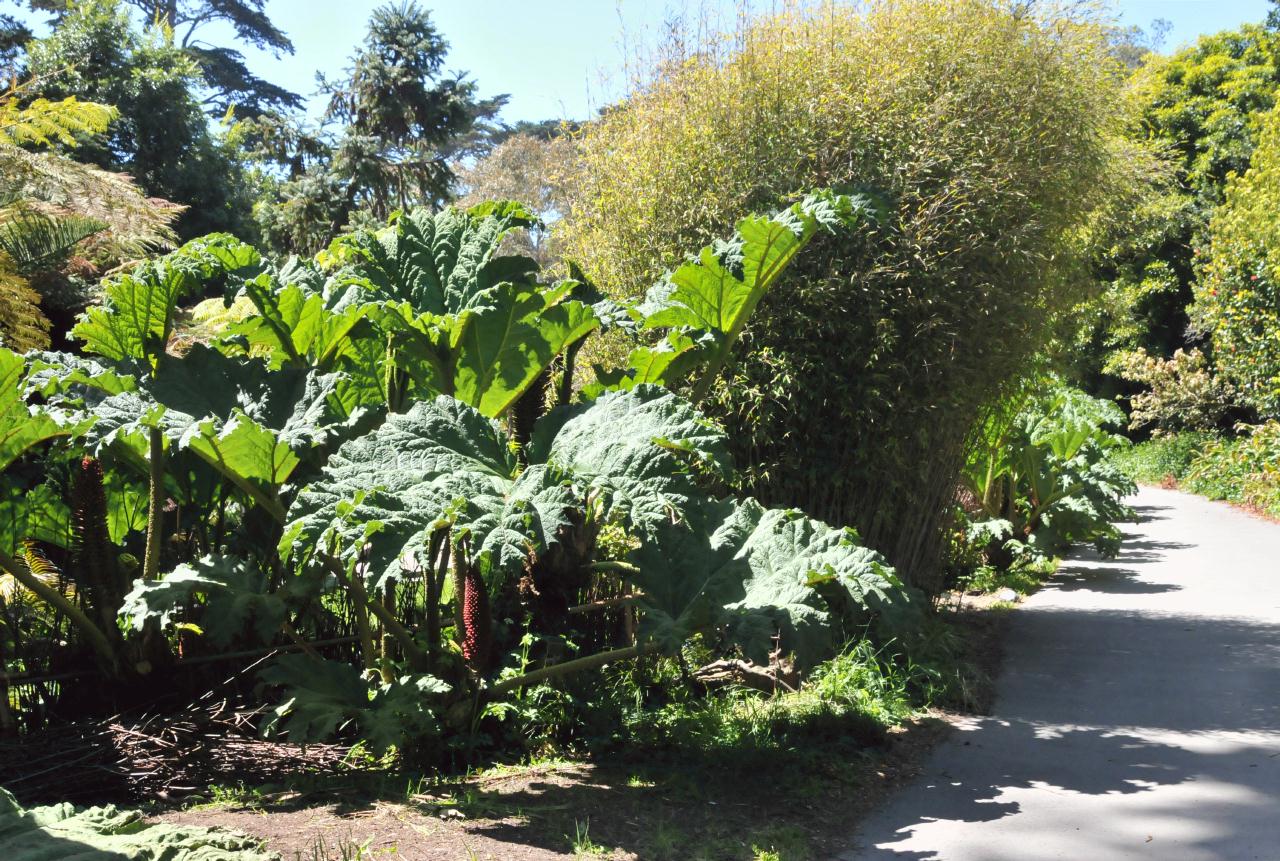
[24,0,258,240]
[1194,103,1280,419]
[121,0,302,117]
[251,1,508,255]
[1082,20,1280,396]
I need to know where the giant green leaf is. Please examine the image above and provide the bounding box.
[71,260,191,364]
[230,271,376,369]
[632,191,878,400]
[454,289,600,416]
[0,349,69,474]
[528,386,733,533]
[64,346,348,519]
[260,653,448,754]
[120,554,287,649]
[0,480,71,556]
[629,497,919,669]
[72,235,262,367]
[181,412,301,521]
[326,202,538,315]
[0,787,275,860]
[281,396,571,586]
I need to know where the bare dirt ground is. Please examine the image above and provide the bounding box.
[154,607,1010,861]
[159,721,951,861]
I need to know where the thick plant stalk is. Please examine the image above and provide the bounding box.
[72,457,121,639]
[379,583,396,684]
[451,543,467,645]
[338,561,378,673]
[0,677,13,735]
[488,642,660,697]
[365,595,430,671]
[587,560,640,576]
[425,529,449,663]
[0,615,14,735]
[556,341,582,407]
[0,549,118,672]
[141,427,165,582]
[325,557,428,672]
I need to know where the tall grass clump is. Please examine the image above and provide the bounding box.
[558,0,1154,592]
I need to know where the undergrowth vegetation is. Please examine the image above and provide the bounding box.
[1116,425,1280,518]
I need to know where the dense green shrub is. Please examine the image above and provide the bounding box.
[1195,105,1280,419]
[558,0,1145,591]
[1184,422,1280,515]
[1110,432,1218,485]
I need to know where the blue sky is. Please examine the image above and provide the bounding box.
[18,0,1278,124]
[229,0,1276,123]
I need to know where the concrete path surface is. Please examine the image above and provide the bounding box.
[838,486,1280,861]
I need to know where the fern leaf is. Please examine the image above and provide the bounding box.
[19,541,69,599]
[0,97,116,148]
[0,210,106,271]
[0,259,51,351]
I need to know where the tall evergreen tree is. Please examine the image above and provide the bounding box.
[255,1,507,254]
[321,0,507,219]
[124,0,301,116]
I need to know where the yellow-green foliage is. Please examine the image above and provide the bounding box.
[1196,105,1280,418]
[1081,23,1280,380]
[0,96,115,147]
[558,0,1143,589]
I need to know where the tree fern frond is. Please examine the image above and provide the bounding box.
[0,210,106,271]
[0,97,116,148]
[0,147,181,255]
[0,258,51,351]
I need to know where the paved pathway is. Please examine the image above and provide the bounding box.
[838,486,1280,861]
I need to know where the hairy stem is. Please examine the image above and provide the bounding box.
[426,529,448,664]
[326,557,428,672]
[587,560,640,576]
[142,427,165,582]
[335,560,378,673]
[365,595,430,671]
